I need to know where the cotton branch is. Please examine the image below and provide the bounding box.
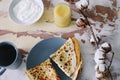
[67,0,98,48]
[79,10,99,48]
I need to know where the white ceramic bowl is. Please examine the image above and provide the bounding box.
[9,0,44,25]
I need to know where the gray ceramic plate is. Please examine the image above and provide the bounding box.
[26,37,71,80]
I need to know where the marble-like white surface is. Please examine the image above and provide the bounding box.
[1,28,120,80]
[0,0,120,80]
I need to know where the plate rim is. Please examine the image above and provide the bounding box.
[26,37,66,69]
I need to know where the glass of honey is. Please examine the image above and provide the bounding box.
[54,3,72,27]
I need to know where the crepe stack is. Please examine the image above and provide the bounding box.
[25,37,82,80]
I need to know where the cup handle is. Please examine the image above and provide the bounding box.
[0,67,6,75]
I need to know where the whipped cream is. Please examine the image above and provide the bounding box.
[75,0,89,10]
[13,0,41,23]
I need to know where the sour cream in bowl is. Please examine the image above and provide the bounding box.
[9,0,44,25]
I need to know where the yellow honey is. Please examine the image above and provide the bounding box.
[54,4,71,27]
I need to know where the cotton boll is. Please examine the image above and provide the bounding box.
[90,34,101,45]
[106,51,113,60]
[95,72,103,79]
[76,18,86,27]
[94,49,105,59]
[94,49,105,64]
[94,58,105,64]
[75,0,89,10]
[95,64,98,71]
[100,42,112,53]
[105,51,114,67]
[99,64,106,72]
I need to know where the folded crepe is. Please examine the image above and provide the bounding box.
[50,37,82,80]
[25,59,60,80]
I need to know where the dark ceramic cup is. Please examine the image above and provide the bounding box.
[0,41,22,75]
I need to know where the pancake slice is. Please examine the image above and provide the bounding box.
[50,37,82,80]
[25,59,60,80]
